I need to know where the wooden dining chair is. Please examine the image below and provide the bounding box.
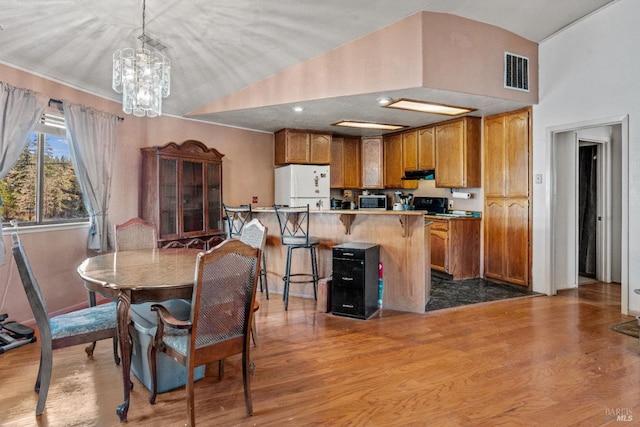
[224,203,269,299]
[147,239,260,425]
[114,217,158,251]
[11,233,119,416]
[239,218,268,346]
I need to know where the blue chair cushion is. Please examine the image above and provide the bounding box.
[50,302,117,339]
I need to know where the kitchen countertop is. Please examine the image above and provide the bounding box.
[252,207,480,218]
[252,207,425,216]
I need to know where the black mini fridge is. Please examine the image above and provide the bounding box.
[331,242,380,319]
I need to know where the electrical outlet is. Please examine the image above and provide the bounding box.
[535,174,543,184]
[448,201,454,209]
[252,196,258,204]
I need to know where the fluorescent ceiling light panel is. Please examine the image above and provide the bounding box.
[384,99,475,116]
[332,120,407,130]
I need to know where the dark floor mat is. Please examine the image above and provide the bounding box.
[611,319,639,338]
[425,274,540,311]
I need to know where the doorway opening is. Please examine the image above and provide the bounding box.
[547,116,627,313]
[578,143,598,281]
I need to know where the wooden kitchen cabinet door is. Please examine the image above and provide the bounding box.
[484,198,529,285]
[484,111,529,198]
[331,136,361,188]
[504,112,530,198]
[417,126,435,170]
[402,130,418,171]
[483,198,506,280]
[330,137,345,188]
[275,129,309,164]
[343,136,361,188]
[384,133,417,189]
[504,198,529,286]
[310,132,332,164]
[384,133,403,188]
[429,220,448,272]
[361,136,383,189]
[434,117,481,188]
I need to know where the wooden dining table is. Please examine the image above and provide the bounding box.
[77,247,201,423]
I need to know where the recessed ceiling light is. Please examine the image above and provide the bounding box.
[332,120,407,131]
[384,98,475,116]
[292,106,304,113]
[376,97,393,106]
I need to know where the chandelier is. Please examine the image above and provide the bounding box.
[112,0,170,117]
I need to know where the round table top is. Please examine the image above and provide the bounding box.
[77,248,201,292]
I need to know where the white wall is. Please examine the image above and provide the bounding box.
[533,0,638,311]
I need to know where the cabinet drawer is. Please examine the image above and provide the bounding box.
[429,219,449,232]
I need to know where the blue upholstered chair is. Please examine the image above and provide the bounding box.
[11,233,119,416]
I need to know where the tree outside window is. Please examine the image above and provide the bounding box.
[0,112,88,225]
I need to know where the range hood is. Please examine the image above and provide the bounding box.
[401,169,435,180]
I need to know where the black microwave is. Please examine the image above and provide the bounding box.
[358,195,387,210]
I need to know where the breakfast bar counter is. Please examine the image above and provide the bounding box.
[252,208,431,313]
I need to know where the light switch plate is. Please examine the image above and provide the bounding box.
[535,174,543,184]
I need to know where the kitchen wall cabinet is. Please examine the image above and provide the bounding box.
[434,116,481,188]
[417,126,436,170]
[331,136,361,188]
[402,130,418,171]
[428,217,480,280]
[383,133,417,189]
[361,136,384,189]
[483,109,531,287]
[140,140,225,249]
[275,128,331,165]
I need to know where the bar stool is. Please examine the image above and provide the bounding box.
[223,204,269,299]
[274,205,319,310]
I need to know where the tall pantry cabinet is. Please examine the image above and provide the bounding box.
[483,109,531,286]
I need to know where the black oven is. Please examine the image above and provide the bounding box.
[412,197,448,214]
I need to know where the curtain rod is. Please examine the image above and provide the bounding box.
[48,98,124,121]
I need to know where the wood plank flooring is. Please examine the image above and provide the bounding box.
[2,282,639,426]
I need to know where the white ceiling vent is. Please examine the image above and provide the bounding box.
[504,52,529,92]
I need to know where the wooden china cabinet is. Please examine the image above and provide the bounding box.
[140,140,226,249]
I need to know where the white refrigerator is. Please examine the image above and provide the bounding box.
[274,164,331,210]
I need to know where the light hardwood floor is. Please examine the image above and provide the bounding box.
[2,282,639,426]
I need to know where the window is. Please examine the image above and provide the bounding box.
[0,110,88,225]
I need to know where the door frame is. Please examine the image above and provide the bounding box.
[546,115,628,313]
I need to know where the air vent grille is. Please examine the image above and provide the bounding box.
[504,52,529,92]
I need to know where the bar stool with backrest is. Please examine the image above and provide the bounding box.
[223,204,269,299]
[274,204,319,310]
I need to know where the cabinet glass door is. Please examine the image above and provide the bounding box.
[182,160,204,234]
[159,158,178,237]
[207,163,222,231]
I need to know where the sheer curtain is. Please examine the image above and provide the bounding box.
[0,82,47,265]
[64,101,119,252]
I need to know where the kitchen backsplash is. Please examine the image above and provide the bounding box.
[329,180,483,212]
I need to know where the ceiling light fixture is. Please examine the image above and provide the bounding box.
[293,106,304,113]
[384,98,474,116]
[112,0,170,117]
[332,120,407,131]
[376,97,393,106]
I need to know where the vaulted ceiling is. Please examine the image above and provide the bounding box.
[0,0,615,134]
